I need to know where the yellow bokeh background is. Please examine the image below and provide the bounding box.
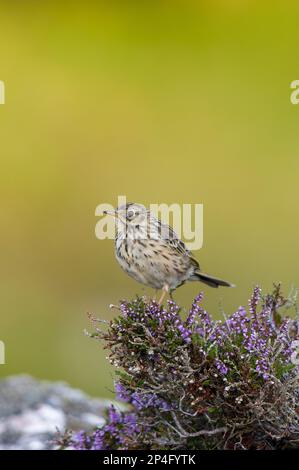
[1,1,299,397]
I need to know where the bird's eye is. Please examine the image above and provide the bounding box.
[127,209,135,219]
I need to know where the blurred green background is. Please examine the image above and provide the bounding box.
[1,1,299,397]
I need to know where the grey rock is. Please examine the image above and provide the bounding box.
[0,375,116,450]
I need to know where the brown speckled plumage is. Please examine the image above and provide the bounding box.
[104,203,234,303]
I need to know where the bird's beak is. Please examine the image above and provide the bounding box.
[103,210,118,218]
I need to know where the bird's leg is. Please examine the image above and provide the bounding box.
[158,285,169,305]
[158,290,166,305]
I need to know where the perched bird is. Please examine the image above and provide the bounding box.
[104,203,234,304]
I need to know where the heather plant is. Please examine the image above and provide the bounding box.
[61,285,299,450]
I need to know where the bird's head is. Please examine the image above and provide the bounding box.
[104,203,148,227]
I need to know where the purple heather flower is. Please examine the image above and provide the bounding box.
[249,286,262,316]
[115,382,171,411]
[90,429,105,450]
[108,405,122,425]
[131,391,171,411]
[71,431,91,450]
[115,382,130,402]
[74,406,141,450]
[215,358,229,375]
[186,292,205,325]
[226,306,250,337]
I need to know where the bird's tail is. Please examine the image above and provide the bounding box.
[192,270,235,288]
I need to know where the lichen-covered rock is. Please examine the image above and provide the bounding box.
[0,375,112,449]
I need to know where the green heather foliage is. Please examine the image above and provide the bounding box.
[61,285,299,450]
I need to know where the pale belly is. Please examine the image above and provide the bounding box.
[115,239,193,290]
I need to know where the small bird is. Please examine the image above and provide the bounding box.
[104,203,234,304]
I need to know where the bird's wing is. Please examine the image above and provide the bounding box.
[159,221,200,269]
